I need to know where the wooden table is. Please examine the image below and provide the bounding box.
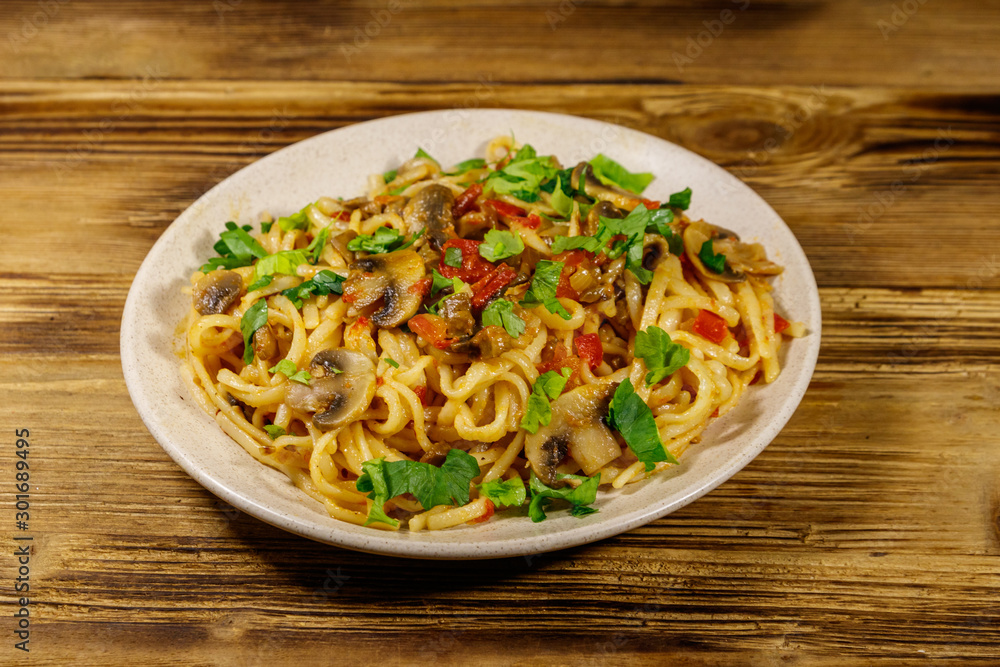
[3,1,999,664]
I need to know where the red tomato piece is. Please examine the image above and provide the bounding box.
[537,355,582,384]
[641,198,661,209]
[413,385,429,406]
[574,334,603,370]
[469,499,495,524]
[409,276,432,296]
[439,238,494,283]
[408,314,454,350]
[692,310,729,344]
[484,199,527,219]
[453,183,483,218]
[470,264,517,309]
[774,313,791,334]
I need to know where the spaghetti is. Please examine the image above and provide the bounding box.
[180,136,804,531]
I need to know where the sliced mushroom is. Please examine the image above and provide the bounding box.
[252,324,278,361]
[571,162,642,211]
[525,383,621,486]
[436,292,475,338]
[402,184,456,248]
[193,269,243,315]
[683,220,784,282]
[284,349,376,432]
[343,249,426,327]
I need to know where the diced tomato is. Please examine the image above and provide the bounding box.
[555,267,579,300]
[373,195,403,206]
[537,354,582,384]
[749,370,763,385]
[641,198,661,209]
[710,408,720,418]
[439,238,494,283]
[574,333,603,370]
[692,309,729,344]
[470,264,517,309]
[484,199,527,219]
[774,313,791,334]
[407,314,454,350]
[506,212,543,230]
[453,183,483,218]
[409,276,432,296]
[413,385,429,406]
[553,249,592,268]
[525,213,542,229]
[469,499,495,524]
[332,211,351,222]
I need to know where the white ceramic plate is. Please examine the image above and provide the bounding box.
[121,109,821,560]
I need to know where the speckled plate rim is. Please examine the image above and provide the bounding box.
[121,109,821,560]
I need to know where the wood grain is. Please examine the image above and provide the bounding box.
[2,1,1000,663]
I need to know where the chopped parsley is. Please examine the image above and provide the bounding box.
[527,471,600,522]
[609,378,678,471]
[548,175,575,219]
[277,204,312,232]
[478,229,525,262]
[246,274,273,292]
[481,299,526,338]
[667,187,692,210]
[269,359,312,385]
[347,226,423,254]
[589,154,655,194]
[634,326,690,385]
[484,144,559,203]
[251,249,310,283]
[478,476,527,509]
[445,158,487,176]
[385,358,400,369]
[263,424,286,439]
[520,368,571,434]
[200,221,268,274]
[239,300,268,365]
[519,260,571,319]
[280,269,345,308]
[699,239,727,274]
[355,449,481,527]
[444,246,463,268]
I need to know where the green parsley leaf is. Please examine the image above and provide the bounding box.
[263,424,286,439]
[609,378,678,471]
[383,169,398,184]
[478,229,525,262]
[389,185,409,196]
[280,269,345,308]
[589,154,655,194]
[306,226,331,264]
[478,476,527,509]
[261,220,274,233]
[430,269,465,297]
[251,249,310,283]
[667,187,692,210]
[645,208,683,255]
[346,226,423,254]
[484,144,559,203]
[481,299,526,338]
[200,221,268,274]
[414,147,438,165]
[239,300,268,365]
[444,246,463,268]
[551,234,602,254]
[277,204,313,232]
[634,326,690,385]
[385,358,400,369]
[699,239,727,274]
[551,204,656,285]
[519,260,571,320]
[269,359,312,385]
[527,471,600,522]
[355,449,481,527]
[246,274,273,292]
[445,158,487,176]
[549,176,575,219]
[520,368,571,434]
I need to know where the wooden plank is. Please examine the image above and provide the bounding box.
[1,82,999,289]
[1,0,999,88]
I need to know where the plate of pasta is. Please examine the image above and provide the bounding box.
[121,109,820,559]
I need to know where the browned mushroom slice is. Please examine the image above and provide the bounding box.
[192,269,243,315]
[525,383,621,486]
[402,184,456,248]
[343,249,426,327]
[683,220,783,282]
[284,349,376,432]
[583,200,625,237]
[571,162,643,211]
